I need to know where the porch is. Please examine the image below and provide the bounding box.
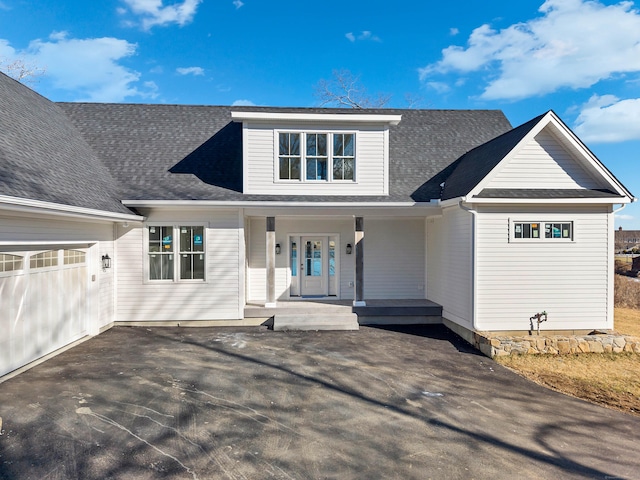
[244,299,443,331]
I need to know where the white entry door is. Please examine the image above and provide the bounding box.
[300,237,326,296]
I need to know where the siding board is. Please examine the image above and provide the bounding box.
[426,207,473,327]
[486,130,605,190]
[244,124,387,195]
[116,210,242,321]
[475,206,611,331]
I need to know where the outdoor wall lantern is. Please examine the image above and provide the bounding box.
[101,254,112,269]
[346,243,353,255]
[275,243,281,255]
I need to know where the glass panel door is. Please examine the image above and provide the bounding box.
[300,237,326,296]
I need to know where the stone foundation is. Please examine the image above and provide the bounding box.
[474,332,640,358]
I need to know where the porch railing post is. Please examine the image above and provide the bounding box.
[266,216,276,308]
[354,216,365,307]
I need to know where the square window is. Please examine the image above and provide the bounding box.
[148,226,205,281]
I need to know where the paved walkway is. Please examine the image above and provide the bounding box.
[0,325,639,479]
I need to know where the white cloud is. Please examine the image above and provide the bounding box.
[345,31,381,42]
[426,81,451,94]
[420,0,640,100]
[1,33,155,102]
[233,0,244,9]
[574,94,640,143]
[449,27,459,36]
[616,214,635,221]
[231,99,255,106]
[120,0,202,30]
[176,66,204,76]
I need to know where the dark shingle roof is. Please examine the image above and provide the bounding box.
[476,188,623,199]
[0,73,131,214]
[441,114,545,200]
[57,104,513,203]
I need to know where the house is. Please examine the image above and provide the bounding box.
[615,227,640,252]
[0,72,635,378]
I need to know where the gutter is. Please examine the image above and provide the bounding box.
[121,199,438,209]
[0,195,144,223]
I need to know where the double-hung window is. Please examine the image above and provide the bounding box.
[278,133,301,180]
[277,131,355,182]
[148,225,205,281]
[179,226,205,280]
[306,133,328,180]
[332,133,355,181]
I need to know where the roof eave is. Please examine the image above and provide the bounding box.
[465,196,632,205]
[230,111,402,125]
[0,195,144,223]
[122,199,439,209]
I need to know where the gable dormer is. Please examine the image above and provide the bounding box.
[231,111,401,196]
[443,111,632,204]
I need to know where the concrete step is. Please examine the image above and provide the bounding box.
[273,313,359,331]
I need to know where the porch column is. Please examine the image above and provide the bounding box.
[265,216,276,308]
[354,216,366,307]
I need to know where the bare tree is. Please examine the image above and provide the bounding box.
[403,92,427,109]
[0,57,46,85]
[315,69,391,109]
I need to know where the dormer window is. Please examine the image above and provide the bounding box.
[332,133,355,181]
[278,132,301,180]
[306,133,328,181]
[277,131,355,182]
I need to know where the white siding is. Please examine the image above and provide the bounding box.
[364,218,425,299]
[246,216,425,301]
[116,209,243,321]
[247,217,354,301]
[99,235,115,328]
[244,124,388,195]
[475,205,611,331]
[426,207,473,327]
[0,213,112,377]
[247,217,266,302]
[486,130,605,190]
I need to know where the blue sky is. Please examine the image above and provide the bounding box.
[1,0,639,227]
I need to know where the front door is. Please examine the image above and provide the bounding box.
[300,237,326,296]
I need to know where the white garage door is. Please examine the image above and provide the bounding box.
[0,248,89,377]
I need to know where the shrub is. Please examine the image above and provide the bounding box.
[615,274,640,309]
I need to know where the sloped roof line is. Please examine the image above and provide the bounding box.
[0,72,133,215]
[440,112,547,201]
[442,110,635,202]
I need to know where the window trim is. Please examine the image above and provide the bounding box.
[510,220,575,243]
[275,130,357,184]
[144,224,207,283]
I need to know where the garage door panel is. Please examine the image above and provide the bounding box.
[1,249,88,377]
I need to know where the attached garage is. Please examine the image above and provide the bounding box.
[0,248,90,377]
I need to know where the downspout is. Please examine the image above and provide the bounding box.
[609,203,628,329]
[612,203,627,217]
[458,200,478,331]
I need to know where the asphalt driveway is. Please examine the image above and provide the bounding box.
[0,325,639,479]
